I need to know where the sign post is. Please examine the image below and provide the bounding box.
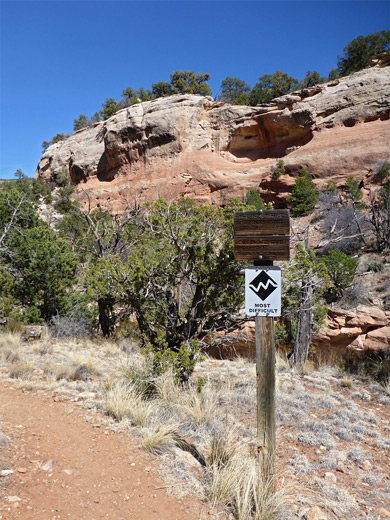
[234,209,290,486]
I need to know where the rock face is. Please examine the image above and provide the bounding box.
[314,305,390,358]
[35,66,390,212]
[212,304,390,361]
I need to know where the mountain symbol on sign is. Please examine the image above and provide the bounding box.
[249,271,278,301]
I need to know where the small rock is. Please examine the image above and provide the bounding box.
[0,470,14,476]
[361,459,372,470]
[77,392,96,400]
[324,472,337,484]
[40,460,57,471]
[62,469,73,475]
[374,508,390,518]
[304,506,327,520]
[17,468,27,474]
[7,496,21,503]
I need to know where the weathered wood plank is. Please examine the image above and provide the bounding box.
[234,235,290,261]
[234,209,290,236]
[234,209,290,261]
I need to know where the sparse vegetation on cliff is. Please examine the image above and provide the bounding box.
[39,30,389,147]
[337,30,390,76]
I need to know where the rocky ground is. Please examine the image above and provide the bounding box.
[0,333,389,519]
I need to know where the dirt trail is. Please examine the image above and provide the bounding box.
[0,383,204,520]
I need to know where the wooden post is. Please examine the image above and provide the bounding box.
[254,260,276,485]
[234,210,289,490]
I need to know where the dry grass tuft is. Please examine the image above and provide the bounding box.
[208,428,241,467]
[339,376,353,388]
[381,379,390,395]
[103,381,154,426]
[178,384,221,426]
[8,361,34,379]
[0,332,22,351]
[208,443,286,519]
[155,369,183,406]
[295,360,315,376]
[141,423,180,454]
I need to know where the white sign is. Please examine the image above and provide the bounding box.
[245,267,281,317]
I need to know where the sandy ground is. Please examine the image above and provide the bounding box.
[0,383,205,520]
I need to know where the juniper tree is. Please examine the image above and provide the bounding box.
[85,198,245,381]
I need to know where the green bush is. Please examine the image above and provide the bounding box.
[272,160,286,180]
[85,198,246,381]
[322,180,338,195]
[288,169,318,216]
[322,249,358,298]
[344,176,364,207]
[366,260,384,272]
[376,161,390,181]
[337,31,390,77]
[244,189,268,210]
[53,167,70,187]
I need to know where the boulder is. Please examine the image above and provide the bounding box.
[345,304,388,328]
[22,325,43,341]
[360,326,390,351]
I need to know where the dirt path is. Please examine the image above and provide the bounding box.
[0,383,205,520]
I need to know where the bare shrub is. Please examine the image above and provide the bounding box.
[338,281,367,308]
[319,205,368,254]
[49,314,92,338]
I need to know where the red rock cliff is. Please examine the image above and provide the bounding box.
[36,66,390,212]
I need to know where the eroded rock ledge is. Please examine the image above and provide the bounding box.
[36,66,390,212]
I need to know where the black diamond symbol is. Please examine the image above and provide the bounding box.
[249,271,277,301]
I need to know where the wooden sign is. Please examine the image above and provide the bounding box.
[234,209,290,261]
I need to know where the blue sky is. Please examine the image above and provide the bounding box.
[0,0,389,179]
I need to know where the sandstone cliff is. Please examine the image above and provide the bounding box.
[36,66,390,212]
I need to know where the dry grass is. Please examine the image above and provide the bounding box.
[103,381,154,426]
[340,376,353,388]
[8,360,34,379]
[0,332,22,350]
[154,368,183,406]
[178,384,221,426]
[141,422,181,454]
[1,333,389,519]
[207,443,286,520]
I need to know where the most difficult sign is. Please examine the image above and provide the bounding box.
[245,266,281,317]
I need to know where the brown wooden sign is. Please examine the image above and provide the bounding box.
[234,209,290,261]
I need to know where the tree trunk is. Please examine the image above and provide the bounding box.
[293,277,313,366]
[98,297,115,337]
